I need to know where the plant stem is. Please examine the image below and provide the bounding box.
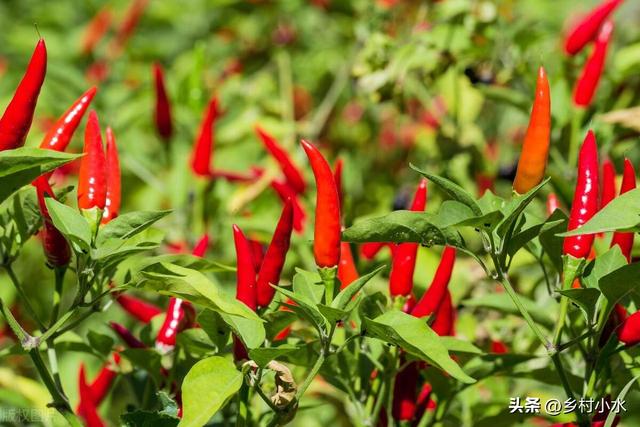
[50,267,66,326]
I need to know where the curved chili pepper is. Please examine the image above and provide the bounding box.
[271,179,306,233]
[77,364,106,427]
[78,111,107,210]
[115,294,162,323]
[81,7,112,56]
[600,159,616,209]
[34,179,71,267]
[192,234,210,258]
[411,247,456,318]
[153,63,173,141]
[513,66,551,194]
[415,383,436,417]
[610,158,636,262]
[547,193,560,216]
[431,290,455,337]
[333,158,343,205]
[360,242,388,260]
[110,321,147,349]
[255,126,306,194]
[256,200,294,308]
[617,310,640,346]
[40,87,97,152]
[301,140,341,268]
[0,39,47,151]
[102,127,120,223]
[154,299,196,351]
[573,21,614,108]
[338,241,359,289]
[88,352,121,404]
[563,131,600,259]
[233,224,257,311]
[391,359,419,421]
[190,96,220,177]
[564,0,623,56]
[389,179,427,297]
[249,239,264,272]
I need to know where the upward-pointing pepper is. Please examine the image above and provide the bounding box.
[153,63,173,141]
[78,111,107,210]
[610,158,636,262]
[573,20,615,108]
[256,126,306,194]
[513,67,551,194]
[102,127,120,223]
[0,39,47,151]
[191,96,220,177]
[563,131,600,259]
[41,87,97,152]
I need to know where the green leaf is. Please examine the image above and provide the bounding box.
[292,269,324,304]
[219,313,265,350]
[44,198,92,250]
[410,165,482,215]
[263,310,298,342]
[363,311,475,384]
[276,287,327,332]
[556,288,601,323]
[496,178,550,238]
[179,356,243,427]
[317,304,349,323]
[86,331,115,357]
[198,309,230,350]
[331,266,385,310]
[539,209,569,273]
[342,211,464,248]
[599,261,640,305]
[560,188,640,236]
[249,344,300,367]
[440,337,483,354]
[121,411,179,427]
[583,247,627,291]
[98,210,171,243]
[463,293,555,328]
[603,375,640,427]
[0,148,80,204]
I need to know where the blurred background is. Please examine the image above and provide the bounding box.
[1,0,640,425]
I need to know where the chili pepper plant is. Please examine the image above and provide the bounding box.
[2,1,640,427]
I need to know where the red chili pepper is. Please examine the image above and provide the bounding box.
[430,290,455,337]
[154,298,196,352]
[153,63,173,141]
[563,131,600,259]
[110,321,147,349]
[271,179,306,233]
[190,96,220,177]
[333,158,344,205]
[338,241,359,289]
[600,159,616,209]
[564,0,623,56]
[389,179,427,297]
[415,383,436,416]
[255,126,306,194]
[115,294,162,323]
[391,359,419,421]
[33,179,71,267]
[192,234,210,258]
[601,303,628,347]
[573,21,615,108]
[360,242,388,260]
[211,169,259,183]
[547,193,560,216]
[233,225,257,311]
[411,247,456,318]
[490,340,509,354]
[77,364,106,427]
[618,310,640,346]
[256,200,294,308]
[610,159,636,262]
[101,127,120,223]
[0,39,47,151]
[78,111,107,210]
[109,0,149,57]
[40,87,97,152]
[301,140,341,268]
[88,352,121,404]
[81,6,113,56]
[249,239,265,272]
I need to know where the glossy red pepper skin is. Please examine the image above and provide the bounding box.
[333,158,344,205]
[360,242,388,260]
[271,179,306,233]
[34,179,71,267]
[600,159,616,209]
[564,0,623,55]
[77,364,106,427]
[78,111,107,210]
[233,225,258,311]
[255,126,306,194]
[40,87,97,152]
[338,241,359,289]
[301,140,341,268]
[115,294,162,323]
[617,310,640,346]
[190,96,220,177]
[389,179,427,297]
[610,159,636,262]
[153,63,173,141]
[391,360,419,421]
[88,352,121,404]
[0,39,47,151]
[573,21,614,108]
[411,247,456,318]
[154,298,196,351]
[102,127,120,223]
[563,131,600,259]
[192,234,210,258]
[110,321,147,349]
[256,200,294,308]
[431,290,455,337]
